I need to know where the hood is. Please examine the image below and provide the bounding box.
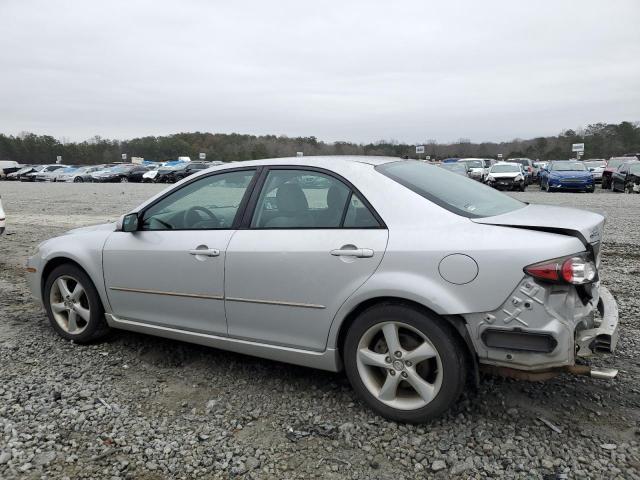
[549,170,591,178]
[472,204,604,256]
[490,171,520,179]
[66,222,116,235]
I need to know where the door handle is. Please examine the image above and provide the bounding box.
[189,248,220,257]
[330,248,374,258]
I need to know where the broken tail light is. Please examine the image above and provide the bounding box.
[524,253,597,285]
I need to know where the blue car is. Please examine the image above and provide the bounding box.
[539,161,595,193]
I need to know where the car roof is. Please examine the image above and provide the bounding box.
[492,162,519,166]
[203,155,401,169]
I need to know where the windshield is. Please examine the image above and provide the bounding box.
[608,158,627,168]
[551,162,586,171]
[490,164,520,173]
[377,161,525,218]
[509,159,529,166]
[461,160,483,168]
[584,161,605,168]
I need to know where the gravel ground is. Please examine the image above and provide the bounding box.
[0,182,638,479]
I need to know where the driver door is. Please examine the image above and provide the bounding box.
[103,169,257,334]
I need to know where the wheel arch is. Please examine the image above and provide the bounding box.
[40,256,109,311]
[334,296,479,386]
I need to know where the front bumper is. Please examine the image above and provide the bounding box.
[465,279,619,371]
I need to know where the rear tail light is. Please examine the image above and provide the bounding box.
[524,253,597,285]
[528,166,533,173]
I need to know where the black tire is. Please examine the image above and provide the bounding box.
[43,264,110,344]
[343,303,467,423]
[602,177,610,189]
[120,176,128,183]
[74,177,83,183]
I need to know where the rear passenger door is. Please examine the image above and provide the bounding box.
[224,168,388,351]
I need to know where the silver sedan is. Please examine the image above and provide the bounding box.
[26,156,619,422]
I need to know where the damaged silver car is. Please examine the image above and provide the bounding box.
[26,157,619,423]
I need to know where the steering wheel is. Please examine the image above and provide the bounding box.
[183,206,219,228]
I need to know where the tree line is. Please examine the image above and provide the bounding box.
[0,121,638,165]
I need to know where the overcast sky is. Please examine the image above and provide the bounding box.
[0,0,638,144]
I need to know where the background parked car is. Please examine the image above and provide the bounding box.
[7,165,38,181]
[142,166,161,183]
[457,158,486,181]
[0,160,21,179]
[539,160,595,192]
[611,160,640,193]
[40,165,78,182]
[34,165,66,182]
[485,162,526,191]
[440,162,470,177]
[57,165,98,182]
[160,161,211,183]
[20,165,50,182]
[602,156,638,189]
[583,159,606,183]
[91,164,149,183]
[154,162,191,183]
[507,158,535,184]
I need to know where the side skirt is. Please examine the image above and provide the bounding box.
[105,314,342,372]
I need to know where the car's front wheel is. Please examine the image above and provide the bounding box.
[43,264,110,343]
[73,177,83,183]
[344,303,466,423]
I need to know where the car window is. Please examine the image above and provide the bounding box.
[343,195,380,228]
[377,160,525,218]
[250,169,379,229]
[141,169,255,230]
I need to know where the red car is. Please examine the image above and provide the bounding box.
[602,156,638,189]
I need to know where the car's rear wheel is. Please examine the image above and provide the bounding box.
[602,177,610,189]
[74,177,83,183]
[43,264,110,343]
[344,303,466,423]
[120,176,129,183]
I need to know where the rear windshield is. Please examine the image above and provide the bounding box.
[376,161,525,218]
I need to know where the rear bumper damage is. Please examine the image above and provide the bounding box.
[575,285,619,356]
[464,279,620,378]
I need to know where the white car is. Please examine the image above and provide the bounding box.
[458,158,487,181]
[485,162,527,191]
[0,195,5,234]
[584,159,606,183]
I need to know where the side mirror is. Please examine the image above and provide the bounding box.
[588,167,594,172]
[117,213,139,232]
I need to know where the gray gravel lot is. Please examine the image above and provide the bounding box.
[0,182,639,479]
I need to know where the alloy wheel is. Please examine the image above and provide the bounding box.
[49,275,91,335]
[356,321,443,410]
